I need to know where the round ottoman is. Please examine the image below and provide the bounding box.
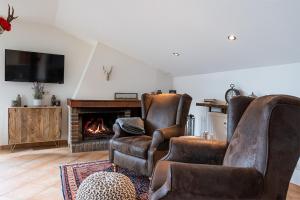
[76,172,136,200]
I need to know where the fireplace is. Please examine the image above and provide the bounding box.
[82,115,111,139]
[68,99,141,153]
[79,110,129,140]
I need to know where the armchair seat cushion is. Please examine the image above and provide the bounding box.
[111,136,152,159]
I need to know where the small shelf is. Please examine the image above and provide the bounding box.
[196,102,228,114]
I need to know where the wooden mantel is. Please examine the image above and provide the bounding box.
[67,99,141,108]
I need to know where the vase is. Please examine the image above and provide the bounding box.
[33,99,42,106]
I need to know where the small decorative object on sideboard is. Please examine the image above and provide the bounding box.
[225,83,240,103]
[51,95,57,106]
[0,5,18,35]
[156,90,162,94]
[114,93,138,100]
[11,94,22,107]
[169,90,177,94]
[55,100,61,106]
[32,82,45,106]
[16,94,21,106]
[11,100,18,107]
[51,95,61,106]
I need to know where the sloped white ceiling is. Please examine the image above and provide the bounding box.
[2,0,300,76]
[0,0,59,25]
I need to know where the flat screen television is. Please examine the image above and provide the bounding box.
[5,49,64,84]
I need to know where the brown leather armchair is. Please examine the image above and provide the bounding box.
[150,95,300,200]
[109,93,192,176]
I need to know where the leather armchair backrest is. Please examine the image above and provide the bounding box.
[227,96,255,143]
[223,95,300,199]
[141,93,192,136]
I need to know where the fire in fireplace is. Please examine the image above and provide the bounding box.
[84,117,109,136]
[80,110,130,140]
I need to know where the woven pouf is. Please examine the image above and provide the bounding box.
[76,172,136,200]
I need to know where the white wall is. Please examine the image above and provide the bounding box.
[74,42,172,99]
[174,63,300,135]
[0,21,173,145]
[173,63,300,185]
[0,21,93,145]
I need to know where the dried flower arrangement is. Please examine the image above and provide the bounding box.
[32,82,45,100]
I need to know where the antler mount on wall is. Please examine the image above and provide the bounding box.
[103,66,113,81]
[0,5,18,35]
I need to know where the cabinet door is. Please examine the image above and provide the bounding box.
[8,108,22,144]
[26,109,44,143]
[46,108,62,140]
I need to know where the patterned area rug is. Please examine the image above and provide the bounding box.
[60,160,150,200]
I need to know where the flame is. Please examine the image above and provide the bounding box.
[87,124,107,134]
[84,118,108,135]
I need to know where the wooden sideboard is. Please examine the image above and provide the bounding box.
[8,107,62,146]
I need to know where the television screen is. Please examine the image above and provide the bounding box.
[5,49,64,84]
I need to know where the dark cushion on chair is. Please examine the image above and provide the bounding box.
[111,136,152,159]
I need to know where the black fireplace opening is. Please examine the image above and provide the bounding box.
[79,110,129,140]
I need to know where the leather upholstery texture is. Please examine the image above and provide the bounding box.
[109,93,192,176]
[110,136,152,159]
[150,95,300,200]
[227,96,255,142]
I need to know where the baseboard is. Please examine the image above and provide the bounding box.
[0,140,68,150]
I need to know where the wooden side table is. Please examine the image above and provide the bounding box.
[196,102,228,114]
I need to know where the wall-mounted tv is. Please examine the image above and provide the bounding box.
[5,49,65,84]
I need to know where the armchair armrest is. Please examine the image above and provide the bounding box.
[147,125,184,176]
[164,137,227,164]
[151,163,263,200]
[110,122,143,163]
[112,123,135,139]
[150,125,185,149]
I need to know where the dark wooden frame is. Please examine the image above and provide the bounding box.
[114,93,138,100]
[67,99,141,108]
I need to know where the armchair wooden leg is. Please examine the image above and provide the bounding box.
[112,163,118,172]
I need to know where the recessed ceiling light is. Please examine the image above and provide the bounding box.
[172,52,180,56]
[228,34,237,41]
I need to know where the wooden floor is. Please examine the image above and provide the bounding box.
[0,147,299,200]
[0,147,108,200]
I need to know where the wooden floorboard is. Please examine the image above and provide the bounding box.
[0,147,108,200]
[0,147,299,200]
[287,183,300,200]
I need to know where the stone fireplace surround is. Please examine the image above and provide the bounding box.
[67,99,141,153]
